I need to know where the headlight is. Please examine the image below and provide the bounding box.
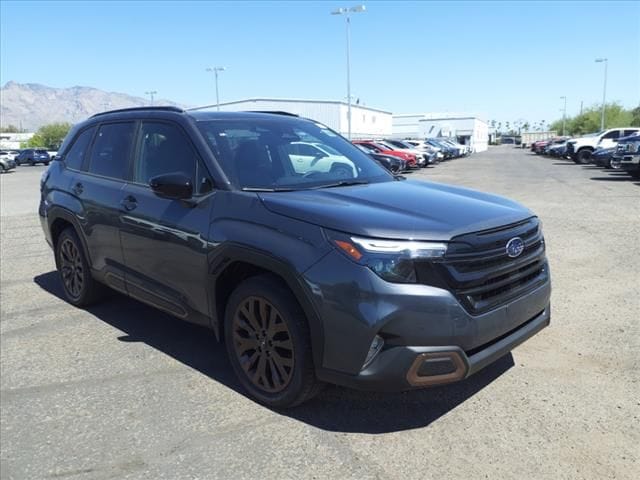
[326,230,447,283]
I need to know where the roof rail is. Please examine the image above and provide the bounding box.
[246,111,299,117]
[91,106,184,118]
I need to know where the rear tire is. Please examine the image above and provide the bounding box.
[224,274,321,408]
[55,228,105,307]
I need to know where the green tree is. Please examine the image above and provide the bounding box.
[630,106,640,127]
[26,122,72,150]
[0,124,20,133]
[549,103,635,136]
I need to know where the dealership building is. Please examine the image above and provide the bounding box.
[202,99,488,151]
[210,98,392,139]
[392,113,489,152]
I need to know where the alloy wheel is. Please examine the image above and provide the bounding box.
[231,296,294,393]
[59,238,84,298]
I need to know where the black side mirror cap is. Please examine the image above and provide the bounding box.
[149,173,193,200]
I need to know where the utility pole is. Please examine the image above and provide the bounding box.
[331,5,366,139]
[145,90,157,106]
[560,96,567,136]
[595,58,608,130]
[206,67,226,111]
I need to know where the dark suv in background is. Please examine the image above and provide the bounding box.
[16,148,51,166]
[40,107,551,408]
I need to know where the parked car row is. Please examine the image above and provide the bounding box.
[352,137,471,174]
[532,127,640,179]
[0,148,57,171]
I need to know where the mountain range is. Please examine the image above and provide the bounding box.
[0,81,184,131]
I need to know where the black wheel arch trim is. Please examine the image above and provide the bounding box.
[46,206,93,269]
[207,242,325,368]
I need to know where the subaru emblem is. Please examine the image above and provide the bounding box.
[506,237,524,258]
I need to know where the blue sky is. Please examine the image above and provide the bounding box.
[1,0,639,125]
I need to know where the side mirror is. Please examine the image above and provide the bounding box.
[149,173,193,200]
[53,155,63,162]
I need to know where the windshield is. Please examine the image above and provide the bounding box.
[197,117,392,190]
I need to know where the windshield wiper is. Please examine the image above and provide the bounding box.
[315,180,370,189]
[241,186,297,192]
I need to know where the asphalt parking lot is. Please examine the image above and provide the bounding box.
[1,148,638,480]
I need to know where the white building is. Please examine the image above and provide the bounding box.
[0,132,34,150]
[393,113,489,152]
[209,98,392,139]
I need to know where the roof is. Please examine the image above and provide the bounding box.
[187,110,309,122]
[394,113,487,123]
[87,107,309,123]
[190,97,392,115]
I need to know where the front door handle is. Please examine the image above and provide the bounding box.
[72,182,83,195]
[120,195,137,211]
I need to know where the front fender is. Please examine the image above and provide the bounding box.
[207,242,329,370]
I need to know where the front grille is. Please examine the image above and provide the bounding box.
[566,143,575,155]
[434,218,548,315]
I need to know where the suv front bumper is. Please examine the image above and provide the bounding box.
[318,305,549,391]
[305,250,551,391]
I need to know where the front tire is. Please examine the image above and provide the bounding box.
[224,274,321,408]
[55,228,105,307]
[575,149,592,164]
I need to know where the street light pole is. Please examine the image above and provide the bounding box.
[331,5,365,139]
[145,90,157,106]
[595,58,608,130]
[206,66,226,111]
[560,96,567,136]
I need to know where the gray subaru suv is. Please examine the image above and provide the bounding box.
[39,107,551,407]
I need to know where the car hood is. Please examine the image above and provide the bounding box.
[258,180,533,241]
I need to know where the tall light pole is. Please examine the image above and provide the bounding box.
[560,96,567,136]
[145,90,157,106]
[206,66,226,111]
[331,5,365,139]
[595,58,608,130]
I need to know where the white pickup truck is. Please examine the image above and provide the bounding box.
[566,128,640,164]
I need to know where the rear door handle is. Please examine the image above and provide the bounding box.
[120,195,137,211]
[72,182,83,195]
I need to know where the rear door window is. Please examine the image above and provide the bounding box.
[601,130,620,140]
[64,127,96,170]
[87,122,135,180]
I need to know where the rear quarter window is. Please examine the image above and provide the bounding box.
[64,127,96,170]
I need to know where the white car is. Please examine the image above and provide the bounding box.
[285,142,357,177]
[405,140,445,160]
[566,128,640,164]
[0,150,19,161]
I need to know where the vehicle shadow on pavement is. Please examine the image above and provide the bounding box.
[35,270,515,434]
[589,175,637,182]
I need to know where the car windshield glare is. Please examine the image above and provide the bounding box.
[197,117,392,190]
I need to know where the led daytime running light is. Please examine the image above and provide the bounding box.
[351,237,447,257]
